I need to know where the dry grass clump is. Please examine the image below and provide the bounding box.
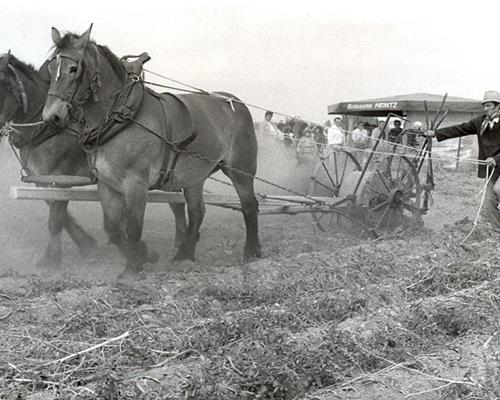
[186,327,385,400]
[404,281,500,339]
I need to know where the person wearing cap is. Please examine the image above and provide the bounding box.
[425,90,500,227]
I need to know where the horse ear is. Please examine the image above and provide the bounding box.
[38,58,51,82]
[51,27,62,44]
[0,51,10,73]
[75,23,93,48]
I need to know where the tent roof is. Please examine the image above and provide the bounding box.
[328,92,483,116]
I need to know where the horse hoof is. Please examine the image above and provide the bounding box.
[147,250,160,264]
[243,246,262,261]
[172,252,195,262]
[78,238,98,258]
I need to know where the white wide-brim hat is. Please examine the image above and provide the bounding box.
[481,90,500,105]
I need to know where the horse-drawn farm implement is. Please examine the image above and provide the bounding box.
[7,104,447,239]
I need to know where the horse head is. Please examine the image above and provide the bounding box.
[0,52,25,128]
[42,25,94,129]
[0,52,49,147]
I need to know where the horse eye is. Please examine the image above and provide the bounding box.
[69,66,78,73]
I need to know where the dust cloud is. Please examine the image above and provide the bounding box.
[205,128,316,197]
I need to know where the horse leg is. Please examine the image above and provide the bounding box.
[168,202,187,247]
[122,180,159,278]
[173,182,205,261]
[222,169,261,260]
[99,184,128,256]
[64,209,98,258]
[36,201,67,270]
[99,182,159,280]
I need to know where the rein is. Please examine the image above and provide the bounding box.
[7,64,28,114]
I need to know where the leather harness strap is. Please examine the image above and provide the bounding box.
[7,65,28,114]
[148,92,197,190]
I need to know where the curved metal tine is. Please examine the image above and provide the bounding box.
[431,93,448,130]
[396,158,413,190]
[424,100,431,131]
[417,140,429,174]
[316,209,337,230]
[434,108,450,131]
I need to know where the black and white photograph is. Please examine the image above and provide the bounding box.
[0,1,499,399]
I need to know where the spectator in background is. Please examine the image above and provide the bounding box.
[372,120,385,138]
[352,122,371,164]
[388,120,403,143]
[296,127,317,163]
[264,110,273,122]
[323,120,332,135]
[312,125,327,153]
[363,122,373,139]
[262,110,283,140]
[327,117,345,146]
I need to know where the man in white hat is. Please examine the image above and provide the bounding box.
[426,90,500,227]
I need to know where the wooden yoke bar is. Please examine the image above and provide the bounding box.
[9,186,342,209]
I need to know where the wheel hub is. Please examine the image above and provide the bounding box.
[389,189,404,205]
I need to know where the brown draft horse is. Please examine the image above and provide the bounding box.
[42,26,261,279]
[0,52,188,270]
[0,52,98,268]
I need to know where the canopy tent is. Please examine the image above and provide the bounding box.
[328,92,483,117]
[327,92,481,172]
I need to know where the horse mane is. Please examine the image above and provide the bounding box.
[96,45,127,81]
[52,32,127,81]
[0,54,37,82]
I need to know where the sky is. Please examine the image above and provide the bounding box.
[2,0,500,124]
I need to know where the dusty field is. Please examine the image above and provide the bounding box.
[0,137,499,400]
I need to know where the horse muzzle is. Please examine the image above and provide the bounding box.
[43,97,70,129]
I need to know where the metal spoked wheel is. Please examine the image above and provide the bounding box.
[308,149,362,232]
[362,155,422,236]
